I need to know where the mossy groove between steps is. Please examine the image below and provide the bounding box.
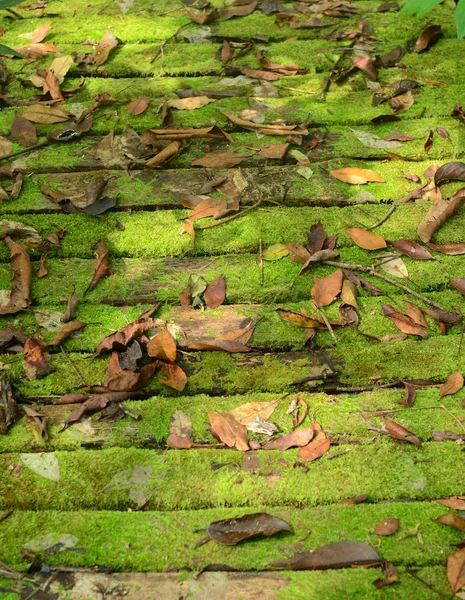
[0,503,461,574]
[1,443,464,511]
[2,389,464,454]
[0,202,464,262]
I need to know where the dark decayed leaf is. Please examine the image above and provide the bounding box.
[264,427,314,450]
[374,518,399,536]
[417,188,465,243]
[448,547,465,594]
[62,391,139,429]
[62,288,79,323]
[273,541,382,570]
[307,221,327,254]
[427,242,465,255]
[147,328,177,362]
[434,162,465,186]
[118,340,143,371]
[96,311,160,354]
[385,420,421,446]
[104,352,159,392]
[0,379,18,435]
[344,270,383,296]
[440,372,464,397]
[208,411,249,451]
[159,362,187,392]
[11,115,37,146]
[415,25,442,53]
[23,406,48,441]
[373,562,399,588]
[47,321,86,349]
[394,382,416,406]
[85,239,112,294]
[0,237,31,315]
[391,240,434,260]
[203,512,291,546]
[204,275,226,309]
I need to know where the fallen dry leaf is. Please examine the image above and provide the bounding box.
[127,95,149,115]
[96,313,160,354]
[448,547,465,594]
[391,240,434,260]
[159,362,187,392]
[440,372,464,397]
[330,168,385,184]
[229,400,279,427]
[221,111,308,136]
[31,23,51,44]
[264,427,314,450]
[374,518,399,536]
[203,512,291,547]
[208,411,249,451]
[204,275,226,309]
[389,90,414,114]
[436,497,465,511]
[346,228,387,250]
[0,237,31,315]
[436,513,465,533]
[273,541,382,570]
[11,115,37,147]
[47,321,86,349]
[142,125,232,142]
[62,391,139,429]
[146,140,183,168]
[191,151,248,169]
[22,104,70,124]
[105,352,159,392]
[219,2,257,20]
[395,382,416,406]
[85,239,112,294]
[415,25,442,53]
[311,269,343,307]
[382,304,427,338]
[147,328,177,362]
[385,420,421,446]
[94,31,118,67]
[23,406,48,441]
[418,188,465,243]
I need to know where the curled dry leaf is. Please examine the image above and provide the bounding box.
[127,95,149,115]
[395,382,416,406]
[440,372,464,397]
[47,321,86,349]
[143,125,232,142]
[374,518,399,536]
[385,420,421,446]
[159,362,187,392]
[380,256,408,279]
[229,399,279,427]
[105,352,159,392]
[373,562,399,589]
[85,239,112,294]
[391,240,434,260]
[204,275,226,309]
[208,411,249,451]
[435,513,465,532]
[62,288,79,323]
[146,140,182,168]
[221,111,308,136]
[428,242,465,255]
[346,228,387,250]
[434,162,465,187]
[62,391,139,429]
[273,541,382,570]
[0,237,31,315]
[219,1,257,20]
[23,406,48,441]
[341,279,359,310]
[298,249,339,276]
[147,328,177,362]
[351,55,378,80]
[298,422,330,462]
[418,188,465,243]
[330,168,384,185]
[96,314,160,354]
[264,427,314,450]
[94,31,118,67]
[204,512,291,547]
[311,269,343,307]
[436,497,465,510]
[415,25,442,53]
[382,304,427,338]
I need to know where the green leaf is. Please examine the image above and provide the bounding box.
[0,0,23,8]
[0,44,23,58]
[263,244,289,262]
[455,0,465,39]
[400,0,443,18]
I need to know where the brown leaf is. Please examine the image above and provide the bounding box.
[0,380,18,434]
[346,228,387,250]
[436,497,465,511]
[285,243,310,264]
[62,391,139,429]
[418,188,465,243]
[188,197,229,220]
[373,562,399,588]
[146,140,183,168]
[277,309,324,329]
[96,315,161,354]
[382,304,427,338]
[391,240,434,260]
[389,90,414,114]
[264,427,314,450]
[221,111,308,136]
[385,132,415,142]
[179,289,191,306]
[142,125,232,142]
[22,104,70,124]
[436,127,451,142]
[307,221,327,254]
[273,541,382,570]
[11,115,37,147]
[209,411,249,451]
[256,50,298,75]
[374,517,399,536]
[385,419,421,446]
[427,242,465,255]
[219,2,257,20]
[127,95,149,115]
[161,96,216,121]
[394,382,416,406]
[204,275,226,309]
[31,23,51,44]
[36,253,48,279]
[187,7,219,24]
[341,279,359,310]
[436,513,465,532]
[351,55,378,80]
[191,152,248,169]
[105,352,159,392]
[147,328,177,362]
[424,129,434,153]
[47,321,86,349]
[61,288,79,323]
[23,406,48,441]
[298,249,339,276]
[440,372,464,397]
[311,269,343,307]
[415,25,442,53]
[54,393,89,405]
[204,512,291,546]
[448,547,465,593]
[229,400,279,427]
[85,239,112,294]
[0,326,27,353]
[167,433,192,449]
[22,336,48,370]
[0,237,31,315]
[330,168,385,184]
[434,162,465,186]
[159,362,187,392]
[94,31,118,67]
[259,144,289,160]
[452,278,465,297]
[236,65,284,81]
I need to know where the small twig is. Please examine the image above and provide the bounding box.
[275,85,316,95]
[0,140,49,163]
[441,403,465,433]
[322,260,447,311]
[320,43,355,101]
[362,406,441,416]
[312,302,337,344]
[289,375,328,386]
[325,381,403,393]
[325,448,349,460]
[197,199,263,230]
[60,345,88,387]
[0,509,12,523]
[365,204,397,230]
[259,238,264,286]
[151,24,190,63]
[6,7,23,18]
[406,570,450,599]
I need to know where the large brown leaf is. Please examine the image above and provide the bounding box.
[374,518,399,536]
[448,547,465,594]
[22,104,70,124]
[62,391,139,429]
[273,541,382,570]
[435,513,465,532]
[203,512,291,546]
[167,410,193,449]
[391,240,434,260]
[428,242,465,255]
[204,275,226,309]
[11,115,37,147]
[415,25,442,53]
[147,328,177,362]
[440,372,464,397]
[0,237,31,315]
[96,314,161,354]
[434,162,465,186]
[264,427,314,450]
[385,420,421,446]
[229,400,279,427]
[417,188,465,243]
[104,352,159,391]
[47,321,86,348]
[208,411,250,451]
[382,304,427,338]
[85,239,112,294]
[159,362,188,392]
[94,31,118,66]
[346,228,387,250]
[311,269,343,307]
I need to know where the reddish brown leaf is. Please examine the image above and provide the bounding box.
[219,2,257,20]
[311,269,343,307]
[204,276,226,309]
[428,242,465,255]
[285,243,311,264]
[187,198,229,221]
[36,253,48,279]
[23,406,48,441]
[159,362,188,392]
[436,127,451,142]
[127,95,149,115]
[346,228,387,250]
[11,115,37,147]
[382,303,428,338]
[221,112,308,136]
[330,168,384,184]
[277,309,324,329]
[31,23,51,44]
[440,372,464,397]
[385,420,421,446]
[167,433,192,449]
[85,239,112,294]
[0,237,31,315]
[436,497,465,510]
[147,328,177,362]
[47,321,86,348]
[256,50,298,75]
[374,518,399,536]
[273,541,382,570]
[208,411,249,451]
[436,513,465,532]
[259,143,289,160]
[96,314,160,355]
[236,65,284,81]
[419,188,465,241]
[394,382,416,406]
[452,278,465,296]
[94,31,118,67]
[434,162,465,186]
[391,240,434,260]
[384,132,415,142]
[146,140,183,168]
[415,25,442,53]
[448,547,465,593]
[191,151,248,169]
[104,352,159,392]
[179,289,191,306]
[54,393,89,405]
[264,427,314,450]
[307,221,327,254]
[351,55,378,80]
[424,129,433,153]
[22,336,48,370]
[187,7,219,24]
[298,423,330,462]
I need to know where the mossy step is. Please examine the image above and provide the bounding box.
[11,253,465,309]
[1,442,464,511]
[0,202,464,261]
[10,117,464,177]
[11,158,464,216]
[3,388,464,453]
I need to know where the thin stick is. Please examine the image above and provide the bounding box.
[312,302,337,344]
[0,509,12,523]
[0,140,49,163]
[362,406,442,416]
[323,260,447,311]
[197,199,263,230]
[406,570,449,599]
[365,204,397,230]
[325,381,403,393]
[320,43,354,101]
[275,85,316,95]
[151,24,190,63]
[441,403,465,433]
[259,238,264,286]
[60,345,88,387]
